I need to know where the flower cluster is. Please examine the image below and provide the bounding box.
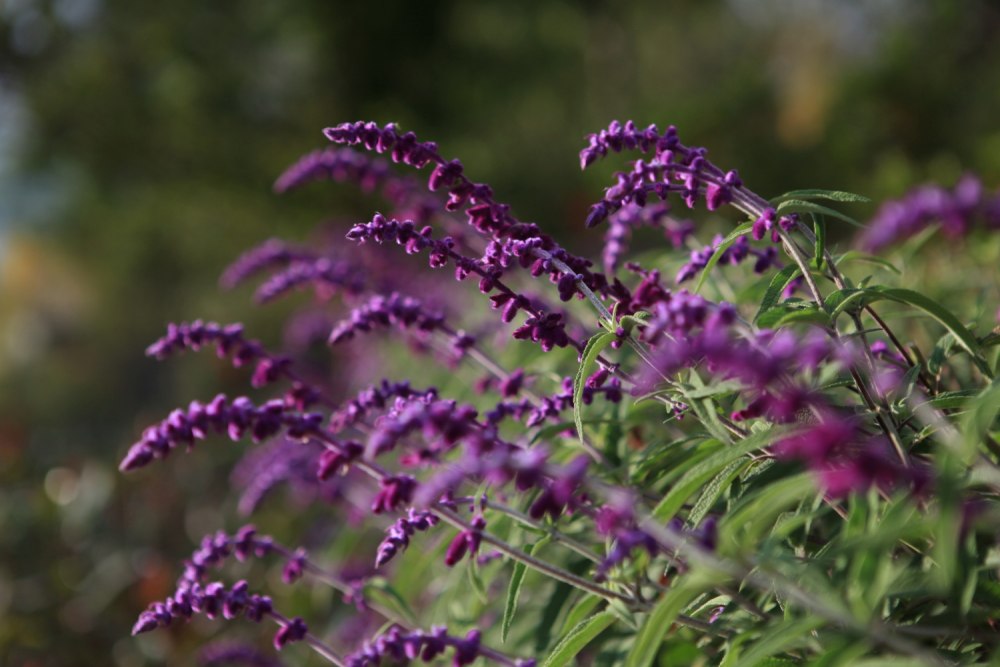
[328,292,467,351]
[344,626,518,667]
[375,509,440,568]
[121,120,1000,666]
[119,394,323,472]
[131,580,278,640]
[859,174,1000,251]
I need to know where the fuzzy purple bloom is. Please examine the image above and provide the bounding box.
[199,642,285,667]
[328,292,463,348]
[272,616,308,651]
[220,239,318,290]
[343,625,515,667]
[131,579,274,637]
[375,509,440,568]
[858,174,1000,252]
[119,394,324,472]
[255,257,364,304]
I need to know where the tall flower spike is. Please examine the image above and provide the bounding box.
[255,257,364,304]
[145,321,294,389]
[131,580,274,637]
[325,121,614,302]
[119,395,323,472]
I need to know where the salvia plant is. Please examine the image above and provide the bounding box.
[120,120,1000,666]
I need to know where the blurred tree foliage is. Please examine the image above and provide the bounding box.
[1,0,1000,664]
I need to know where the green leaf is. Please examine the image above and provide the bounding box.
[923,390,978,410]
[688,457,749,526]
[813,214,827,270]
[960,377,1000,463]
[771,188,870,204]
[870,287,992,378]
[502,536,551,643]
[625,578,710,667]
[773,306,830,328]
[680,375,734,444]
[775,199,864,228]
[731,616,826,667]
[540,610,617,667]
[693,220,754,294]
[574,331,617,443]
[363,579,419,626]
[559,594,603,637]
[652,426,780,524]
[757,303,830,329]
[467,554,488,604]
[832,250,901,275]
[754,264,802,324]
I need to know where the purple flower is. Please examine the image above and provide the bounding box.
[325,122,614,303]
[371,475,418,514]
[443,515,486,567]
[255,257,364,304]
[199,642,285,667]
[131,580,274,637]
[273,616,308,651]
[773,415,929,498]
[375,509,440,568]
[119,395,323,472]
[219,239,317,290]
[328,292,461,348]
[858,174,1000,252]
[675,234,780,285]
[602,203,693,274]
[145,321,298,390]
[343,625,499,667]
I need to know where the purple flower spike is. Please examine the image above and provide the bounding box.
[371,475,418,514]
[200,642,285,667]
[219,239,317,290]
[119,395,323,472]
[344,625,501,667]
[375,509,440,568]
[328,292,457,346]
[255,257,363,304]
[131,580,273,637]
[858,174,1000,251]
[273,616,308,651]
[444,515,486,567]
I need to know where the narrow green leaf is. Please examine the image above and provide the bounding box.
[813,214,827,269]
[921,389,978,410]
[540,610,617,667]
[363,579,419,626]
[756,303,829,329]
[754,264,802,324]
[502,536,551,643]
[771,188,870,204]
[773,306,830,328]
[833,250,901,275]
[681,375,734,444]
[688,458,749,526]
[871,287,992,378]
[775,199,864,228]
[467,555,488,604]
[652,426,779,524]
[559,594,603,637]
[960,377,1000,463]
[625,579,709,667]
[693,220,754,294]
[574,331,617,443]
[732,616,826,667]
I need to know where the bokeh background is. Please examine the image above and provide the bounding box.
[2,0,1000,665]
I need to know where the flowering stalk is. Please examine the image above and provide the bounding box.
[120,119,1000,666]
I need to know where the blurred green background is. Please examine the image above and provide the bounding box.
[2,0,1000,664]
